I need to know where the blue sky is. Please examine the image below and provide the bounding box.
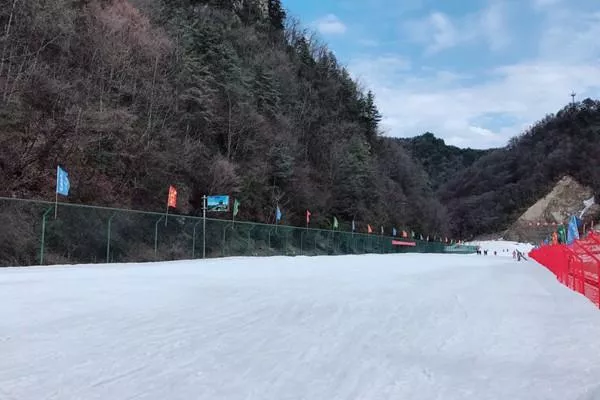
[283,0,600,149]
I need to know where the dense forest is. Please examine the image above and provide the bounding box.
[399,133,491,191]
[0,0,448,237]
[1,0,598,249]
[440,100,600,238]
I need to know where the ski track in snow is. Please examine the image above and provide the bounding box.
[2,254,600,400]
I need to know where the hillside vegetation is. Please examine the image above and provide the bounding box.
[1,0,598,255]
[399,133,491,191]
[0,0,447,235]
[440,100,600,238]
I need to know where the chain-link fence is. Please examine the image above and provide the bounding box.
[0,197,452,267]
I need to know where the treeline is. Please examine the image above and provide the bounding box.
[0,0,448,241]
[439,99,600,238]
[399,133,491,191]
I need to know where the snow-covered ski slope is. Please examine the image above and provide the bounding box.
[2,254,600,400]
[467,240,535,257]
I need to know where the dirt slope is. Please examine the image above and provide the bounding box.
[504,176,598,243]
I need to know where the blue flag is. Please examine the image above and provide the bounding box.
[392,228,397,237]
[567,215,580,244]
[56,166,70,196]
[276,206,282,222]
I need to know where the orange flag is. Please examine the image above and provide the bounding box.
[367,224,373,234]
[167,185,177,208]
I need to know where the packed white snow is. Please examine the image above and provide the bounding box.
[2,254,600,400]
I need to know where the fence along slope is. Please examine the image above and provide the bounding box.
[0,198,448,266]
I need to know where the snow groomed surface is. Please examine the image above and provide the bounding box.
[2,254,600,400]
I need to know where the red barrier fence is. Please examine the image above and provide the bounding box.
[529,232,600,308]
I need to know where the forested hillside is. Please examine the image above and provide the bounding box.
[440,100,600,238]
[0,0,447,235]
[399,133,491,190]
[3,0,597,246]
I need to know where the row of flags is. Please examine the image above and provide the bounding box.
[54,166,456,241]
[543,215,583,246]
[304,208,455,241]
[537,198,597,247]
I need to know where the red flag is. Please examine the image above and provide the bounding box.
[367,224,373,234]
[167,185,177,208]
[306,210,311,224]
[402,230,408,238]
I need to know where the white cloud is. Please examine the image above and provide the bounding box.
[538,11,600,62]
[480,2,510,51]
[351,55,410,81]
[348,2,600,149]
[350,59,600,148]
[357,39,380,47]
[405,4,511,54]
[428,12,459,53]
[405,12,459,54]
[532,0,564,9]
[315,14,347,35]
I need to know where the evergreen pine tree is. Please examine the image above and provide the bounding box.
[268,0,286,31]
[362,91,382,144]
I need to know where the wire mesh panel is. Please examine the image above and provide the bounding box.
[0,199,48,266]
[0,198,450,266]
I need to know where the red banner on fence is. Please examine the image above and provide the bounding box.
[392,240,416,247]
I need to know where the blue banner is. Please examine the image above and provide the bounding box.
[567,215,580,244]
[56,166,70,196]
[276,206,282,222]
[207,195,230,212]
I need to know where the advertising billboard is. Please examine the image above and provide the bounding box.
[207,195,230,212]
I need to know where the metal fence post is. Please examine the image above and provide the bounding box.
[154,215,164,258]
[247,225,256,254]
[202,196,207,259]
[222,224,235,257]
[285,230,289,255]
[192,218,202,259]
[39,206,55,265]
[268,228,274,251]
[106,213,116,263]
[301,230,305,255]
